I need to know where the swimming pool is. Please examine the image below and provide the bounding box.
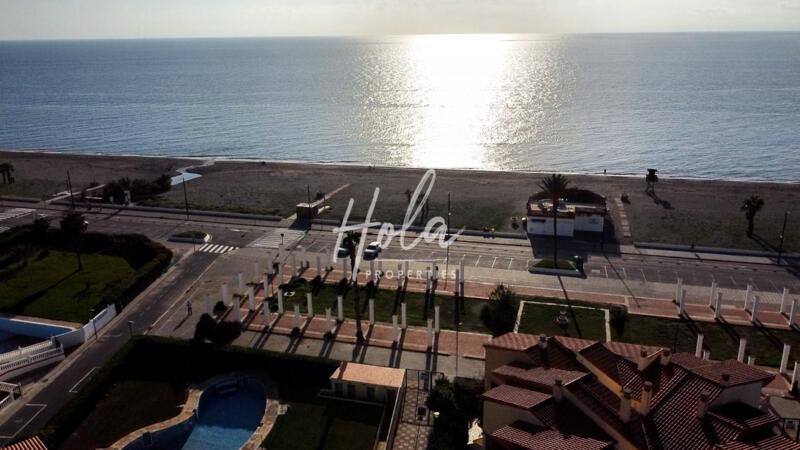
[180,382,266,450]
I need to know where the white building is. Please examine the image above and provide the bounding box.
[525,189,606,237]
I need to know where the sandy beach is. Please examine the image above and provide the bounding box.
[1,150,798,252]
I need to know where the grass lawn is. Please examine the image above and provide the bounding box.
[0,250,136,323]
[281,280,487,333]
[518,301,607,342]
[59,380,186,450]
[262,399,382,450]
[613,315,800,367]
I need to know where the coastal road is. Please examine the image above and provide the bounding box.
[0,251,217,446]
[2,201,799,293]
[298,228,800,293]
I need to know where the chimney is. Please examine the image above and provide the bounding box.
[637,349,650,371]
[720,371,731,385]
[539,334,548,349]
[640,381,653,415]
[660,349,671,366]
[619,389,632,423]
[697,391,710,419]
[552,378,563,402]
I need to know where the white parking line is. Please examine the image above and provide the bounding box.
[730,276,737,287]
[491,257,498,268]
[69,367,99,393]
[475,255,481,266]
[507,258,514,270]
[640,269,647,282]
[7,404,46,442]
[604,266,608,278]
[621,267,627,279]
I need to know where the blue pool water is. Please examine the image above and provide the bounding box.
[181,385,266,450]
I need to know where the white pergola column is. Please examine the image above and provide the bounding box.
[781,344,791,374]
[401,302,407,329]
[678,289,686,315]
[253,262,260,283]
[708,282,717,307]
[737,337,747,362]
[325,308,333,333]
[337,295,343,322]
[750,296,760,323]
[293,304,301,328]
[404,260,409,276]
[455,270,461,296]
[316,255,322,276]
[263,278,270,298]
[695,334,704,357]
[205,295,212,315]
[377,260,383,276]
[675,278,683,303]
[341,259,348,279]
[781,288,790,313]
[231,298,240,322]
[369,299,375,325]
[238,273,245,294]
[426,319,433,348]
[369,260,375,280]
[791,299,799,326]
[221,283,230,306]
[300,246,307,268]
[277,289,284,314]
[397,268,403,288]
[291,254,297,275]
[747,356,756,366]
[702,350,710,360]
[247,287,255,311]
[793,362,800,388]
[434,305,440,332]
[744,284,753,310]
[307,292,314,317]
[714,292,723,320]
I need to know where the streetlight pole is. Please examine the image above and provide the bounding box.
[182,176,190,221]
[67,170,75,210]
[777,211,790,265]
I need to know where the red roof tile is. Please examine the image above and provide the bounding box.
[691,360,775,387]
[716,435,800,450]
[493,363,587,389]
[485,333,540,352]
[552,335,597,352]
[482,384,552,410]
[490,421,613,450]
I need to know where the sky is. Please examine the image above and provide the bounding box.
[2,0,800,40]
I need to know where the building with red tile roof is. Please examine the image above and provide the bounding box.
[482,332,800,450]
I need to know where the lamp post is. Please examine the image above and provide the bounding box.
[777,211,790,265]
[128,320,135,336]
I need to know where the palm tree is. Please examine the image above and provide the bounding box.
[60,211,87,271]
[538,174,570,266]
[741,195,765,237]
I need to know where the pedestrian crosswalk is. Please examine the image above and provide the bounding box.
[196,243,239,254]
[248,228,305,249]
[0,208,34,222]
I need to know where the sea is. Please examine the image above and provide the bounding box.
[1,33,799,182]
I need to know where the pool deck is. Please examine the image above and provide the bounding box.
[108,373,278,450]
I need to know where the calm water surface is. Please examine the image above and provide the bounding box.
[1,33,799,181]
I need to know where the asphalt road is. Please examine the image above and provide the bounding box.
[0,251,216,446]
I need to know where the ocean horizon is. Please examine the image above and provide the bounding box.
[1,32,799,181]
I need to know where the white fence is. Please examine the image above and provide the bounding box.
[82,305,117,341]
[0,346,65,381]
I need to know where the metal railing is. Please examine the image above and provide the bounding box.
[0,338,58,364]
[0,345,64,375]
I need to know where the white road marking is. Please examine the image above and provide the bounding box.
[621,267,627,279]
[474,255,481,266]
[507,258,514,270]
[69,367,99,393]
[7,403,46,442]
[491,257,498,268]
[640,269,647,282]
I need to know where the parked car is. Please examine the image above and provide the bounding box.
[363,241,383,258]
[337,245,350,257]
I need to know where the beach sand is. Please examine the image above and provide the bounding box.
[1,151,797,252]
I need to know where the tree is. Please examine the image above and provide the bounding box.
[538,174,570,266]
[60,211,87,270]
[0,162,14,184]
[479,285,519,337]
[32,216,51,248]
[740,195,765,238]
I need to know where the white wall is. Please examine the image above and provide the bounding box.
[713,383,762,408]
[482,401,541,435]
[574,213,605,233]
[526,217,574,237]
[82,305,118,341]
[485,348,533,389]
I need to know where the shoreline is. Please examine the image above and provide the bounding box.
[2,148,798,185]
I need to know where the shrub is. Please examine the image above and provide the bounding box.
[479,285,519,337]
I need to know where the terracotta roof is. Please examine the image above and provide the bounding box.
[602,341,663,362]
[494,363,587,389]
[691,360,775,387]
[491,421,613,450]
[329,361,405,389]
[0,437,47,450]
[482,384,552,410]
[485,333,540,351]
[709,403,779,432]
[671,352,709,370]
[716,435,800,450]
[552,335,597,352]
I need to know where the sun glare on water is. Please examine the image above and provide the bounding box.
[404,34,512,169]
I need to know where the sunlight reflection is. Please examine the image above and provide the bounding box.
[405,34,511,168]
